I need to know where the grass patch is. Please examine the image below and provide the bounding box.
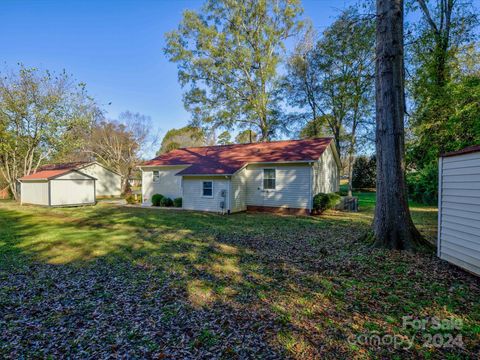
[0,197,478,359]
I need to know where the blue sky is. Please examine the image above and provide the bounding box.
[1,0,478,143]
[1,0,361,146]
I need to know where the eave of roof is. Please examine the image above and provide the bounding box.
[19,169,72,181]
[19,169,96,181]
[441,144,480,157]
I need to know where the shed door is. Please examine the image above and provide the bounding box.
[50,179,95,206]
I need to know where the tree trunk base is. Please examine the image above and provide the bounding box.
[360,225,435,253]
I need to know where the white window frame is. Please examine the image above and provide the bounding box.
[263,168,276,190]
[152,170,160,183]
[202,181,213,198]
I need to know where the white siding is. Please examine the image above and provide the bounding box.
[50,172,95,206]
[21,181,49,206]
[80,163,121,197]
[141,166,187,205]
[313,143,340,195]
[230,167,247,213]
[245,163,312,209]
[438,151,480,276]
[182,177,230,212]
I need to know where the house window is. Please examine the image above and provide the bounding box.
[263,169,276,190]
[153,171,160,183]
[202,181,213,197]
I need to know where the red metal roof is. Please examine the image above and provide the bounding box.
[143,138,334,175]
[36,161,90,171]
[19,169,74,180]
[442,144,480,157]
[18,162,90,181]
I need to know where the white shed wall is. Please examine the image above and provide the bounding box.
[21,181,49,206]
[81,163,121,197]
[141,166,187,205]
[245,163,312,209]
[50,172,95,206]
[438,151,480,276]
[182,177,230,212]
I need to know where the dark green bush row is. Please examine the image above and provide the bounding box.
[352,155,376,189]
[406,162,438,205]
[151,194,164,206]
[151,194,182,207]
[161,197,174,207]
[173,197,182,207]
[313,193,341,213]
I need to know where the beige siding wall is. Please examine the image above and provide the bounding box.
[21,181,49,205]
[182,177,230,212]
[438,152,480,276]
[81,163,121,197]
[230,167,247,213]
[245,163,312,209]
[313,144,340,194]
[50,172,95,206]
[141,166,187,205]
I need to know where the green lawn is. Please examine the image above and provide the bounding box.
[0,197,478,359]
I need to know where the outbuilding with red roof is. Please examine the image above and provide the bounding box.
[139,137,341,215]
[18,165,97,207]
[18,161,122,206]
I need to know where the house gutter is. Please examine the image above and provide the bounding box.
[175,173,234,177]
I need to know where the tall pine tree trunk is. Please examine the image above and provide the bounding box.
[373,0,430,250]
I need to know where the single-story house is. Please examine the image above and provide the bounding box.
[140,137,340,215]
[18,167,96,206]
[438,144,480,276]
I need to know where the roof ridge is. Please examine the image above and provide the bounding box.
[176,137,333,151]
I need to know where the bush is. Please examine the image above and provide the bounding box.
[151,194,164,206]
[313,193,341,213]
[337,189,348,196]
[352,155,376,189]
[124,193,137,204]
[160,197,174,207]
[173,197,182,207]
[407,162,438,205]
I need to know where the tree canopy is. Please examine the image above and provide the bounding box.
[0,65,100,198]
[158,126,206,155]
[217,131,232,145]
[235,129,258,144]
[164,0,303,141]
[283,6,375,195]
[405,0,479,203]
[87,111,154,193]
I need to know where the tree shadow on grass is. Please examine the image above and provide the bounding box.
[0,204,478,359]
